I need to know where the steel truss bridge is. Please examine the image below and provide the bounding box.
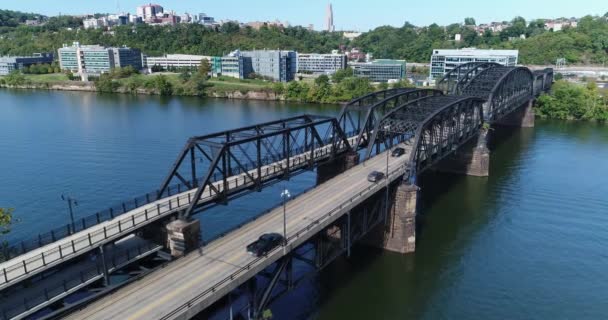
[0,63,553,320]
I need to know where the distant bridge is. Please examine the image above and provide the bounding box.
[0,64,553,320]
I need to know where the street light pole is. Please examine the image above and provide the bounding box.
[281,189,291,245]
[385,145,390,220]
[61,194,78,234]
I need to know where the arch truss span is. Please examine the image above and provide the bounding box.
[365,95,485,181]
[462,66,534,122]
[436,62,502,95]
[157,114,353,217]
[338,88,443,150]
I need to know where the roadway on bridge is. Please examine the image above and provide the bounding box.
[65,146,411,320]
[0,136,357,291]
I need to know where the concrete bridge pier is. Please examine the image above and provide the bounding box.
[496,100,535,128]
[316,151,360,184]
[433,130,490,177]
[381,182,418,254]
[165,219,201,257]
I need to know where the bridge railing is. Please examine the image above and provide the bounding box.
[0,135,358,289]
[0,240,159,320]
[158,160,409,320]
[0,130,358,264]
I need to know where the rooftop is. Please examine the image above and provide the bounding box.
[433,48,519,56]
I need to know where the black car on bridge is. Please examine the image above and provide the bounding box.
[391,147,406,157]
[247,233,284,257]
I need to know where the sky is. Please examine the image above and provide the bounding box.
[2,0,607,31]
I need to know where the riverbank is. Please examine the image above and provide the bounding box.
[0,81,289,102]
[0,72,390,105]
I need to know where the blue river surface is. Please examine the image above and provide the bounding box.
[1,89,607,320]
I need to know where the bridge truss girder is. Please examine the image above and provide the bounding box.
[338,88,443,150]
[157,115,353,218]
[436,62,502,95]
[462,66,534,122]
[365,95,485,181]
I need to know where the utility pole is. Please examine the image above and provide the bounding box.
[61,194,78,234]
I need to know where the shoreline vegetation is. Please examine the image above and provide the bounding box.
[1,71,607,122]
[0,67,415,105]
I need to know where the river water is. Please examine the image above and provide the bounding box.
[1,90,607,319]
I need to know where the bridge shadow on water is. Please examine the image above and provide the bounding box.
[199,125,538,320]
[300,125,537,320]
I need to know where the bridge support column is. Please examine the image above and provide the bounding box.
[165,219,200,257]
[496,100,535,128]
[316,151,359,184]
[434,130,490,177]
[382,183,418,254]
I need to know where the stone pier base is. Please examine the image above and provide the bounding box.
[496,100,535,128]
[382,183,418,254]
[166,219,200,257]
[434,131,490,177]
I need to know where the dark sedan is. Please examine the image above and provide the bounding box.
[367,171,385,183]
[391,147,406,157]
[246,233,284,257]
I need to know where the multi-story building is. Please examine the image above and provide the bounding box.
[0,53,54,75]
[58,42,142,75]
[429,48,519,79]
[350,59,406,82]
[240,50,297,82]
[144,54,214,70]
[136,3,163,20]
[219,51,249,79]
[297,52,347,74]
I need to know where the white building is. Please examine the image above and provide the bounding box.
[144,54,213,70]
[136,3,164,20]
[83,18,102,29]
[297,51,347,74]
[430,48,519,79]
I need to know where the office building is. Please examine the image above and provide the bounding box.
[136,3,164,20]
[58,42,142,75]
[350,59,406,82]
[144,54,214,70]
[297,52,347,74]
[219,51,249,79]
[430,48,519,79]
[240,50,297,82]
[325,3,335,32]
[0,53,54,75]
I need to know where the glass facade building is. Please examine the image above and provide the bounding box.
[58,43,143,75]
[430,49,519,80]
[297,53,347,74]
[350,59,406,82]
[240,50,297,82]
[0,53,54,75]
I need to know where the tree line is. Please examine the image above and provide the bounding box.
[0,9,607,65]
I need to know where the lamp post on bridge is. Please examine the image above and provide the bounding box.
[281,188,291,245]
[61,194,78,234]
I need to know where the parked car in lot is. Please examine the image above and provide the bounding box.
[391,147,406,157]
[367,171,385,183]
[246,233,284,257]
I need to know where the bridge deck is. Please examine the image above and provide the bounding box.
[64,146,412,320]
[0,136,357,291]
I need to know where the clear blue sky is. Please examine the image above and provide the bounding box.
[3,0,607,31]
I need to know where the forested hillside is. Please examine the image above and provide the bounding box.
[0,9,607,65]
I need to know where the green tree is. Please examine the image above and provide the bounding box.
[5,71,26,86]
[153,74,173,96]
[332,68,353,84]
[0,208,14,261]
[198,59,211,78]
[464,17,476,26]
[271,82,285,95]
